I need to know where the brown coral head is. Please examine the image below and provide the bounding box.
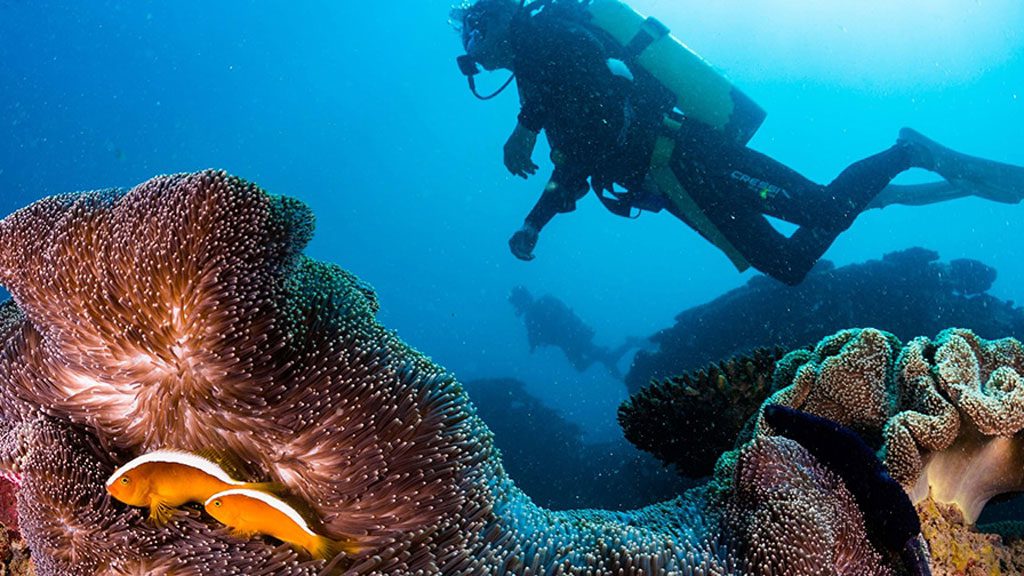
[619,347,785,477]
[901,330,1024,524]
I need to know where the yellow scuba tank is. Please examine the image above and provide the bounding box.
[584,0,766,144]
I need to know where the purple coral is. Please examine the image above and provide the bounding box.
[722,436,892,575]
[0,171,901,574]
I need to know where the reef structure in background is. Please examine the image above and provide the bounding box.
[627,247,1024,395]
[0,170,905,574]
[464,378,689,510]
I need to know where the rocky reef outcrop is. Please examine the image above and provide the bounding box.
[627,248,1024,395]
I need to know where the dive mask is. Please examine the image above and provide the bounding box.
[462,12,487,55]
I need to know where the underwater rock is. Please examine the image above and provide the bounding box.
[916,497,1024,576]
[618,347,786,478]
[627,247,1024,395]
[0,170,907,574]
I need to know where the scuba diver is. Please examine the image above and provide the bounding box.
[451,0,1024,285]
[508,286,640,379]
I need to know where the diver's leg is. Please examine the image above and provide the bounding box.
[707,146,829,228]
[599,338,645,381]
[673,120,911,229]
[740,224,844,286]
[597,348,624,380]
[814,143,916,230]
[898,127,1024,204]
[728,142,916,230]
[663,191,837,286]
[673,119,824,227]
[667,128,842,284]
[668,122,915,283]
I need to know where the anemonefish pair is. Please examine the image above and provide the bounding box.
[106,450,361,560]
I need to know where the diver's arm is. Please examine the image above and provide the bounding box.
[527,169,590,229]
[504,81,543,178]
[516,80,546,135]
[508,182,559,261]
[509,167,589,261]
[505,121,539,179]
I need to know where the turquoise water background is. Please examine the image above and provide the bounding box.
[1,1,1022,443]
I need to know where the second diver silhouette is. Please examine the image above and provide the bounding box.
[509,285,642,380]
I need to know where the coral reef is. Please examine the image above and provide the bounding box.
[0,170,904,574]
[627,247,1024,395]
[618,348,786,478]
[760,328,1024,524]
[619,325,1024,572]
[758,327,1024,569]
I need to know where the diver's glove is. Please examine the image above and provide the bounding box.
[504,123,539,179]
[509,223,539,261]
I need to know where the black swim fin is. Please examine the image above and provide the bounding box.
[868,181,973,209]
[763,404,932,576]
[899,127,1024,205]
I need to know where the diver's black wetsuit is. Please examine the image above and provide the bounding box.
[511,9,917,285]
[670,120,914,285]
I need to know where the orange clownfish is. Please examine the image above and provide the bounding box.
[204,488,362,560]
[106,450,280,524]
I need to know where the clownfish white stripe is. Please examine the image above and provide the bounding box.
[105,449,242,488]
[206,488,317,538]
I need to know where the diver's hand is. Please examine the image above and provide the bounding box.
[504,123,539,179]
[508,224,539,261]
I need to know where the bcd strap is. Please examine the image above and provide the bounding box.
[650,117,752,272]
[623,17,670,63]
[593,116,680,220]
[595,186,639,218]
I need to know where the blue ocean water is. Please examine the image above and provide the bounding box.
[1,0,1022,452]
